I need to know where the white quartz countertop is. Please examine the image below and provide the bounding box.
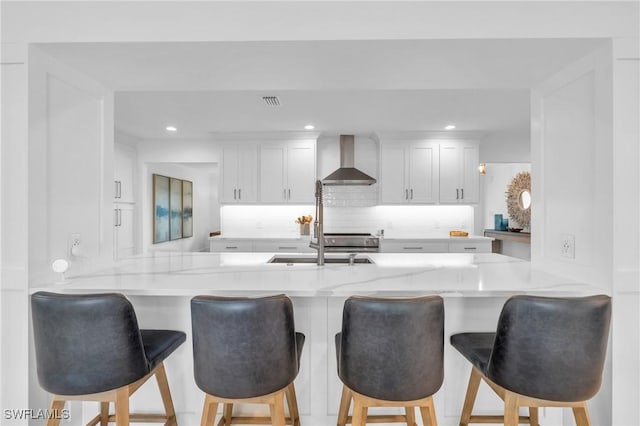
[32,252,606,298]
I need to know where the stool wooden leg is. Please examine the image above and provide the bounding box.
[573,403,592,426]
[218,403,233,426]
[115,388,130,426]
[503,392,519,426]
[337,386,352,426]
[46,399,66,426]
[419,397,437,426]
[155,363,177,424]
[285,383,300,426]
[528,406,539,426]
[269,392,286,426]
[351,397,366,426]
[405,406,416,426]
[201,395,219,426]
[100,401,110,426]
[459,368,481,426]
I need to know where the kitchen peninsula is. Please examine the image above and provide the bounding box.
[31,252,606,426]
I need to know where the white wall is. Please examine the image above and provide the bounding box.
[531,44,614,426]
[142,163,217,253]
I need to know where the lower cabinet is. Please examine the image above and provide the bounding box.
[381,239,491,253]
[210,238,313,253]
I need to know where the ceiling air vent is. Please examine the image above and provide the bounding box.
[262,96,281,107]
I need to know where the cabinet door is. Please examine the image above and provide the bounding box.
[460,144,479,203]
[114,144,135,202]
[236,145,258,203]
[260,145,287,203]
[408,143,437,203]
[221,147,239,203]
[287,143,316,203]
[439,143,461,203]
[380,144,407,204]
[114,204,135,259]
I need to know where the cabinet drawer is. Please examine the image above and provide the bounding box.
[253,241,313,253]
[380,241,449,253]
[448,242,491,253]
[209,240,253,252]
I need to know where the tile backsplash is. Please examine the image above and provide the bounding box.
[221,204,475,238]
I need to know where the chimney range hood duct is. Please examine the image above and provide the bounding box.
[322,135,377,186]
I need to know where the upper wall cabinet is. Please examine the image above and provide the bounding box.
[260,141,316,203]
[221,145,258,203]
[380,141,438,204]
[114,143,136,203]
[439,141,479,203]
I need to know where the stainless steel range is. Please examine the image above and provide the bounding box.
[310,233,380,253]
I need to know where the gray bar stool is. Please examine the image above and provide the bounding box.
[335,295,444,426]
[450,294,611,426]
[31,291,186,426]
[191,294,305,426]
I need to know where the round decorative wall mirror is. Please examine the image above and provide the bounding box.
[506,171,531,229]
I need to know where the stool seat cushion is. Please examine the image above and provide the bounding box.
[141,330,187,370]
[449,332,495,373]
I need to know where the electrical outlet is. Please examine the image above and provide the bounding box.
[560,234,575,259]
[69,233,81,257]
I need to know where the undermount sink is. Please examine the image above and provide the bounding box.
[268,255,375,265]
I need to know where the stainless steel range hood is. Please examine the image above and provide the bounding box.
[322,135,377,185]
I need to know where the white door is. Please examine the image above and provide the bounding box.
[380,144,407,203]
[114,204,135,259]
[236,145,258,203]
[221,147,239,203]
[114,143,136,202]
[439,143,461,203]
[287,143,316,203]
[260,144,287,202]
[408,142,437,203]
[460,143,479,203]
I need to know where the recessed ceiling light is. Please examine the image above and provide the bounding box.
[166,126,177,132]
[445,125,456,130]
[304,124,315,130]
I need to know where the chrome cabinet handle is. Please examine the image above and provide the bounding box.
[225,246,238,249]
[114,209,118,226]
[463,247,477,250]
[234,189,237,200]
[456,188,459,200]
[403,247,423,250]
[238,188,241,200]
[461,188,464,199]
[118,181,122,199]
[410,189,413,200]
[288,189,291,200]
[278,246,296,250]
[284,189,287,200]
[405,189,409,200]
[119,209,122,226]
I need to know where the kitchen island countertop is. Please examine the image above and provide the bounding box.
[32,252,605,297]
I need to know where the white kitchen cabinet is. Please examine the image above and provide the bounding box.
[380,240,449,253]
[113,204,135,259]
[448,240,492,253]
[439,141,479,203]
[380,141,438,204]
[253,240,314,253]
[221,145,258,203]
[209,239,253,252]
[210,238,314,253]
[114,143,136,203]
[380,238,491,253]
[260,141,315,203]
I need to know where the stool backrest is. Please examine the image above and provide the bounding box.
[487,295,611,402]
[31,292,149,395]
[191,294,300,399]
[338,295,444,401]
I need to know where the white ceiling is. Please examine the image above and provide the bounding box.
[39,39,604,140]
